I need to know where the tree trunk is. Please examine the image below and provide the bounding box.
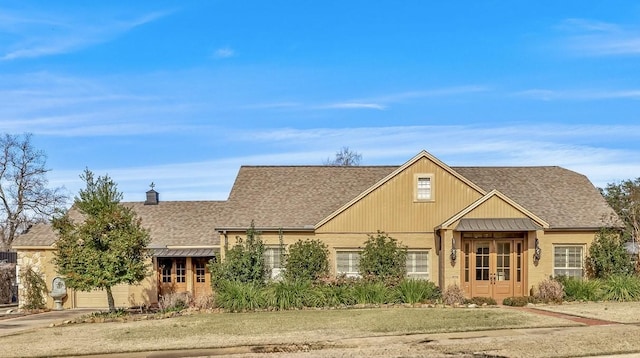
[105,286,115,312]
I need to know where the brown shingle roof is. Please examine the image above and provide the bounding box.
[13,161,617,248]
[222,166,398,228]
[13,201,226,248]
[452,166,618,229]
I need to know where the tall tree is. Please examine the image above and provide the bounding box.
[324,147,362,166]
[52,170,150,312]
[600,178,640,244]
[0,133,66,251]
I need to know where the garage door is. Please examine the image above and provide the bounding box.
[74,284,130,308]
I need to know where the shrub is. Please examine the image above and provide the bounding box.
[395,279,441,304]
[466,296,497,306]
[264,279,312,310]
[587,228,634,279]
[215,280,266,312]
[535,278,564,303]
[158,292,190,312]
[0,263,15,304]
[353,280,392,304]
[20,266,47,310]
[209,221,268,289]
[284,239,329,282]
[601,275,640,301]
[191,294,215,310]
[442,284,465,306]
[314,280,357,307]
[502,296,530,307]
[556,276,603,301]
[358,231,407,284]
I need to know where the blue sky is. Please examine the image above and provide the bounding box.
[1,1,640,202]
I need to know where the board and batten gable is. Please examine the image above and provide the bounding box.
[316,153,485,234]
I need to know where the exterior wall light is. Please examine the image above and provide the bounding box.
[533,237,541,262]
[450,237,457,262]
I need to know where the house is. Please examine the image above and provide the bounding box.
[12,150,618,308]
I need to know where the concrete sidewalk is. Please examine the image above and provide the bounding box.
[0,308,97,337]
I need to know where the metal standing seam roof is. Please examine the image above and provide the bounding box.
[152,248,218,257]
[456,218,542,232]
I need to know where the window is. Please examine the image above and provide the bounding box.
[415,174,433,201]
[195,259,207,283]
[554,246,584,278]
[264,247,284,279]
[175,258,186,283]
[336,251,361,277]
[406,251,429,280]
[159,258,172,283]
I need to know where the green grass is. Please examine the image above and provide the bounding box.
[107,307,573,341]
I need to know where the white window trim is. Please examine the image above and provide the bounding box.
[553,245,585,278]
[414,173,434,202]
[406,250,430,280]
[336,250,361,278]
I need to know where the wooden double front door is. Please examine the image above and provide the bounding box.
[462,237,525,301]
[158,257,213,299]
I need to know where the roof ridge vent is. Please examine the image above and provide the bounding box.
[145,182,159,205]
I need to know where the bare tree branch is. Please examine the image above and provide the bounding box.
[323,147,362,166]
[0,133,68,251]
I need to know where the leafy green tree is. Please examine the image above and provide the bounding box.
[600,178,640,243]
[358,231,407,284]
[587,227,634,278]
[52,170,150,312]
[209,221,268,289]
[284,239,329,282]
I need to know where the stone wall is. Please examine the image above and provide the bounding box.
[16,249,57,309]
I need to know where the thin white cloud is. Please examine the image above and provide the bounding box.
[47,124,640,201]
[558,18,640,56]
[318,102,386,110]
[515,88,640,101]
[213,47,235,59]
[0,9,171,61]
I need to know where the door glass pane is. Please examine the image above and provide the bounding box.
[175,258,186,283]
[475,243,490,281]
[195,259,207,283]
[496,242,510,281]
[516,242,522,282]
[159,258,172,283]
[464,242,470,282]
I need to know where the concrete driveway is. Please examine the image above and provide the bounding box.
[0,308,97,337]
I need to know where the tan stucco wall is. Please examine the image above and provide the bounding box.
[527,230,596,293]
[17,249,156,309]
[225,230,438,281]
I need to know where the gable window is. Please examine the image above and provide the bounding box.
[264,246,284,279]
[406,250,429,280]
[415,174,434,201]
[554,245,584,278]
[336,251,361,277]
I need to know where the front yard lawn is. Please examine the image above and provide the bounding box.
[0,307,576,357]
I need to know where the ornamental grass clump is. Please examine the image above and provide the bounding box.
[395,278,440,304]
[264,279,311,310]
[556,276,603,302]
[215,280,266,312]
[601,275,640,301]
[352,280,392,304]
